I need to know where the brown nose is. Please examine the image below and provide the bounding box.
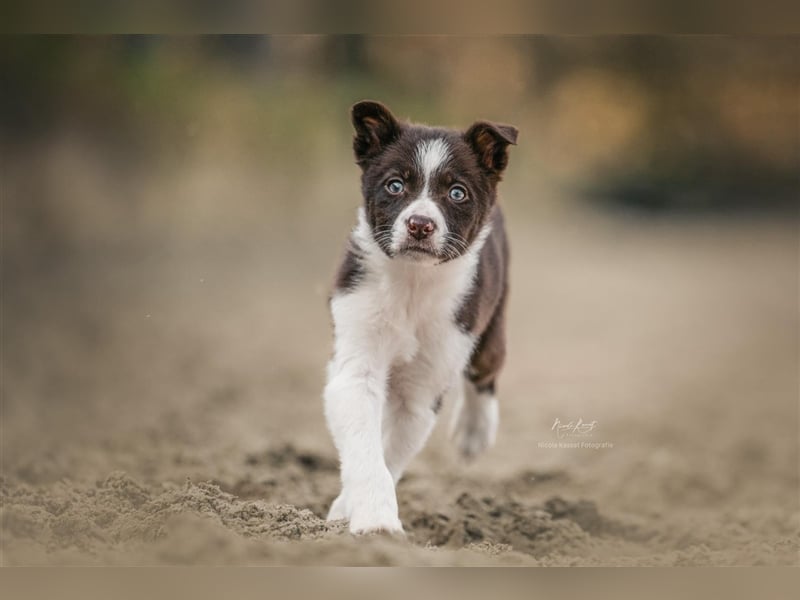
[406,215,436,240]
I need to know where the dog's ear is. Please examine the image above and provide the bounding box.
[351,100,401,167]
[464,121,518,179]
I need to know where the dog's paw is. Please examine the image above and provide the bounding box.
[348,504,404,535]
[326,492,349,521]
[342,470,404,535]
[450,394,499,461]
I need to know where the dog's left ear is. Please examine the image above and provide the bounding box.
[464,121,518,178]
[351,100,401,167]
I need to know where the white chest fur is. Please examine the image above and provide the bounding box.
[329,209,486,401]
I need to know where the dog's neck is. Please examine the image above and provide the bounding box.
[350,207,488,308]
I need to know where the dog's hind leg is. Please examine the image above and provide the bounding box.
[449,378,499,460]
[449,299,505,460]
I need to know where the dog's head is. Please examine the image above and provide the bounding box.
[351,100,517,263]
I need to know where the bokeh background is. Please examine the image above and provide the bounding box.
[1,36,798,565]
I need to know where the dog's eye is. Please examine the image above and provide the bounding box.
[385,179,405,195]
[448,185,467,203]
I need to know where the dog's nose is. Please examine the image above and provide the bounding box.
[406,215,436,240]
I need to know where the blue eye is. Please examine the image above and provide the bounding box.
[448,185,467,203]
[386,179,405,195]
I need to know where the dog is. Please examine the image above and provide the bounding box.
[324,100,517,534]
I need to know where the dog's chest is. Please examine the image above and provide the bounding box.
[363,260,477,372]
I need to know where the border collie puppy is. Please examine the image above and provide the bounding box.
[324,101,517,534]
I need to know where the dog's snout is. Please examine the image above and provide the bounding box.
[406,215,436,240]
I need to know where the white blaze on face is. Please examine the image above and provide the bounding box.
[415,138,450,183]
[390,138,451,256]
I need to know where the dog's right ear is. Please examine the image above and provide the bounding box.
[351,100,401,167]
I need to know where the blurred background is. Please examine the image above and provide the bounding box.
[1,36,797,565]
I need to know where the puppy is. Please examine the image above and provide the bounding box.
[324,101,517,534]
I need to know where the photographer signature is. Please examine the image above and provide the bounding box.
[551,418,597,438]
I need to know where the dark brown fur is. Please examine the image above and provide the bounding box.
[456,205,509,392]
[333,242,364,293]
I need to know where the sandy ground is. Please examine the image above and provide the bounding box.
[1,134,798,566]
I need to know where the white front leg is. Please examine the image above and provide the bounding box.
[382,395,438,484]
[323,295,403,535]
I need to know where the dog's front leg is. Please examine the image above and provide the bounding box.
[324,344,402,535]
[382,368,442,484]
